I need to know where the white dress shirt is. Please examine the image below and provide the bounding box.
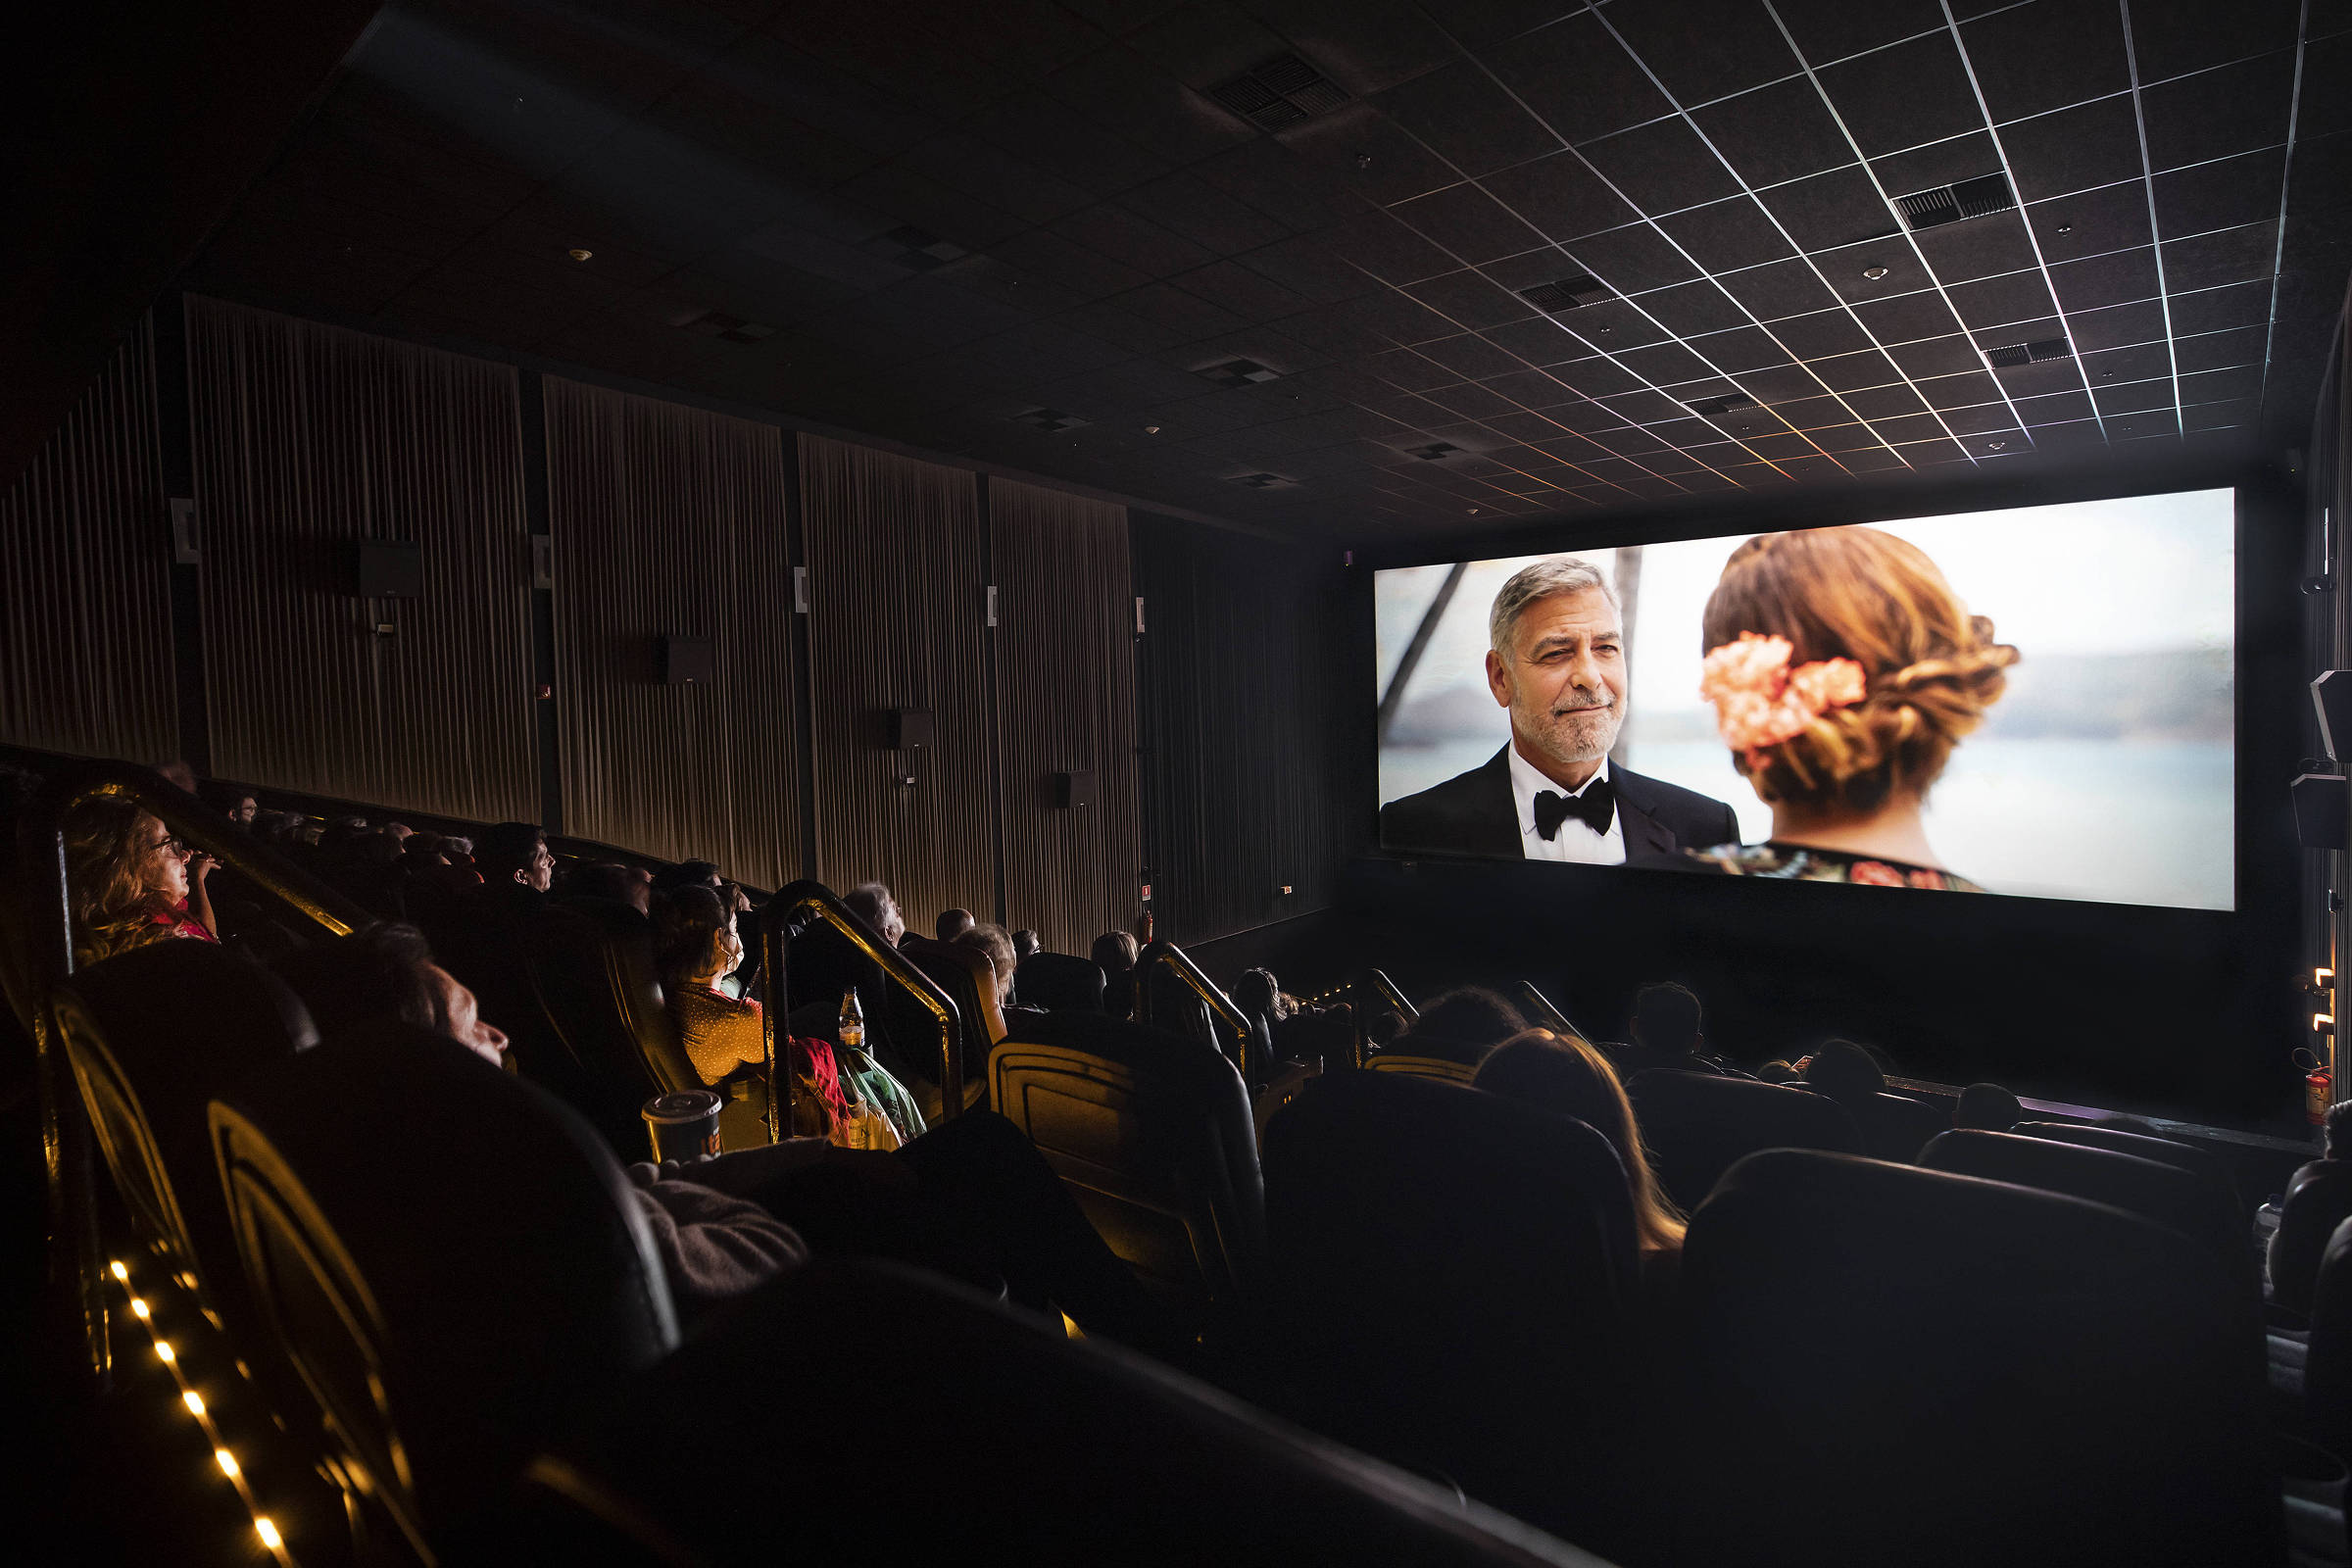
[1507,745,1626,864]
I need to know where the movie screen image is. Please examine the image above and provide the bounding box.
[1374,490,2235,911]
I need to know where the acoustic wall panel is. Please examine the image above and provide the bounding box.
[185,296,536,821]
[1131,513,1361,946]
[0,318,177,764]
[800,433,994,934]
[990,478,1141,955]
[545,378,800,885]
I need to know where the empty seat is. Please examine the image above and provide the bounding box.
[2013,1119,2242,1207]
[208,1023,679,1557]
[1258,1071,1640,1543]
[2303,1215,2352,1456]
[1921,1129,2243,1264]
[1670,1149,2274,1568]
[495,1260,1622,1568]
[1017,951,1106,1012]
[1853,1090,1948,1162]
[51,942,318,1303]
[989,1010,1261,1329]
[1626,1070,1861,1211]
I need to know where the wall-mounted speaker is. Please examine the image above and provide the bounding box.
[355,539,423,598]
[662,635,715,685]
[2316,670,2352,761]
[1055,769,1095,808]
[2293,771,2348,851]
[889,709,934,749]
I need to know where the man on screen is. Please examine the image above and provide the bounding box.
[1380,557,1739,863]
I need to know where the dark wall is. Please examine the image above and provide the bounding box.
[1343,464,2313,1128]
[1131,512,1363,947]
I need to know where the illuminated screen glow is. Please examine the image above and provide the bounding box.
[1374,490,2235,910]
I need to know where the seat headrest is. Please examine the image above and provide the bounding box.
[998,1008,1243,1092]
[1921,1129,2223,1250]
[69,938,318,1064]
[1629,1068,1862,1146]
[208,1022,680,1524]
[1017,953,1105,1012]
[2012,1121,2230,1189]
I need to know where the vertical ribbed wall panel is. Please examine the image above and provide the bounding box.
[546,378,800,885]
[185,296,535,820]
[991,479,1140,955]
[0,320,176,762]
[800,433,994,932]
[1132,513,1360,945]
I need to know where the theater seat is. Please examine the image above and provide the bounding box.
[1626,1070,1861,1210]
[208,1023,679,1558]
[1854,1090,1948,1162]
[1921,1129,2243,1264]
[1364,1052,1479,1085]
[493,1261,1621,1568]
[1017,951,1106,1012]
[1258,1071,1641,1544]
[2303,1215,2352,1456]
[1671,1149,2273,1568]
[51,942,318,1306]
[2013,1120,2242,1207]
[902,934,1004,1109]
[988,1010,1261,1329]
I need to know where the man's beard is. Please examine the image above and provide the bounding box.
[1532,696,1623,764]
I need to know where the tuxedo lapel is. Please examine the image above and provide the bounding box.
[1474,745,1524,858]
[1609,766,1679,860]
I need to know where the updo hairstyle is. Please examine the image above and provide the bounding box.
[1702,527,2016,813]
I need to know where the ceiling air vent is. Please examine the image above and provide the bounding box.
[1893,172,2017,231]
[1406,442,1462,461]
[1686,392,1757,416]
[673,310,778,345]
[884,225,969,270]
[1205,358,1282,388]
[1207,53,1350,130]
[1519,274,1610,313]
[1012,407,1089,433]
[1983,337,2073,369]
[1229,471,1296,489]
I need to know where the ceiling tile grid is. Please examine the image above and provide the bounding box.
[180,0,2351,535]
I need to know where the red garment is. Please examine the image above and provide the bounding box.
[149,900,218,944]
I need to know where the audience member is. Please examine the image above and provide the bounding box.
[205,785,259,828]
[2272,1102,2352,1317]
[155,759,198,794]
[565,860,648,912]
[937,907,976,942]
[1615,982,1745,1079]
[270,924,1175,1348]
[652,858,723,895]
[843,882,905,946]
[63,796,220,966]
[653,886,765,1086]
[1801,1038,1886,1107]
[1232,968,1289,1029]
[954,922,1018,1009]
[1011,928,1041,962]
[1474,1029,1686,1263]
[477,822,555,896]
[1092,930,1140,1019]
[1385,986,1524,1066]
[1953,1081,2023,1131]
[442,834,475,863]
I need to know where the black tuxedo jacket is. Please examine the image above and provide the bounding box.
[1379,745,1740,863]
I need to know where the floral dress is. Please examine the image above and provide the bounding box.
[1683,842,1984,892]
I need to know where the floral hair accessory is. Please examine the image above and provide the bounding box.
[1698,632,1868,754]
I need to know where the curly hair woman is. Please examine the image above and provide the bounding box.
[1688,526,2018,891]
[65,795,219,967]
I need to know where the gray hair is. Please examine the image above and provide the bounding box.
[1488,556,1620,654]
[843,880,901,935]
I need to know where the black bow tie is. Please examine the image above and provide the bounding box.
[1534,776,1616,840]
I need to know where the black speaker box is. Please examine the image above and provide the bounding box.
[355,539,423,598]
[889,709,934,749]
[2293,772,2348,851]
[662,635,715,685]
[1055,769,1096,808]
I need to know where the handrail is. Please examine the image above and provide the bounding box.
[760,880,964,1136]
[14,760,371,1385]
[1134,940,1257,1085]
[1366,967,1419,1025]
[1518,980,1590,1043]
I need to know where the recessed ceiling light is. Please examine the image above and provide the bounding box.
[1862,266,1889,280]
[1143,425,1160,434]
[2056,224,2073,233]
[1986,440,2006,451]
[567,248,593,262]
[1467,507,1481,514]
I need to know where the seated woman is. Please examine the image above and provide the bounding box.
[1688,526,2018,889]
[272,923,1176,1352]
[65,795,220,967]
[1472,1029,1687,1273]
[1093,930,1140,1020]
[2272,1102,2352,1317]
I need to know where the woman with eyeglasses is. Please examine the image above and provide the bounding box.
[64,796,220,967]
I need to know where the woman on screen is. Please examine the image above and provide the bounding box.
[1686,526,2017,890]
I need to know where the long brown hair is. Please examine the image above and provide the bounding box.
[1702,526,2017,813]
[1473,1028,1687,1254]
[64,796,177,967]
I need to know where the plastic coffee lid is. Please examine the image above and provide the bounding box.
[643,1090,723,1122]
